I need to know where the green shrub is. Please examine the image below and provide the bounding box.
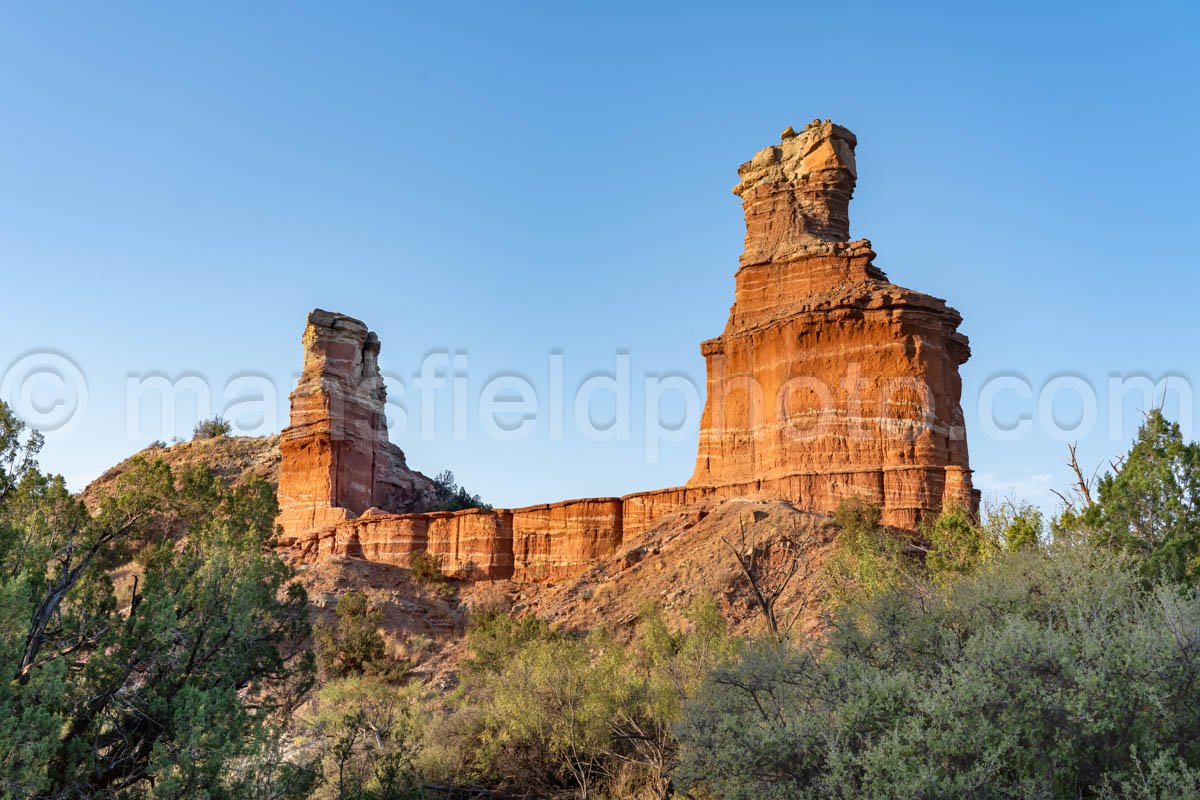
[925,505,986,579]
[823,497,916,607]
[193,414,232,439]
[677,544,1200,799]
[462,606,555,677]
[425,601,737,798]
[298,677,425,800]
[0,401,313,798]
[427,470,490,512]
[408,551,444,586]
[315,591,405,680]
[985,499,1045,552]
[1084,410,1200,584]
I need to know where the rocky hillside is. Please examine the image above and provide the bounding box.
[81,434,281,511]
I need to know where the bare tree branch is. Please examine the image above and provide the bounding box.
[1067,442,1096,510]
[722,516,819,642]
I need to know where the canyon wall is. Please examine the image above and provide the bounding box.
[275,120,977,579]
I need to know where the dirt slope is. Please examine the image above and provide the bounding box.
[295,498,837,687]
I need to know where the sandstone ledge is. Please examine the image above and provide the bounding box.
[281,461,974,582]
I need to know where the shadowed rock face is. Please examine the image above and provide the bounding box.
[690,121,977,528]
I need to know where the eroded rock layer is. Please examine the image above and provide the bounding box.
[512,499,625,582]
[427,510,515,581]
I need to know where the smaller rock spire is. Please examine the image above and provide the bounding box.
[276,309,434,553]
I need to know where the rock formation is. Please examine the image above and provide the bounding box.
[275,310,436,558]
[689,120,977,528]
[737,120,858,263]
[275,120,977,577]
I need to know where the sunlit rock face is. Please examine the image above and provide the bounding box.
[735,120,859,265]
[275,310,435,557]
[274,120,978,577]
[690,120,977,528]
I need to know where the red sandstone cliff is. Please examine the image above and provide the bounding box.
[275,120,977,579]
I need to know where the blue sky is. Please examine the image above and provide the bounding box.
[1,1,1197,511]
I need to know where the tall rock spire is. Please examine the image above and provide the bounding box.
[690,121,977,527]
